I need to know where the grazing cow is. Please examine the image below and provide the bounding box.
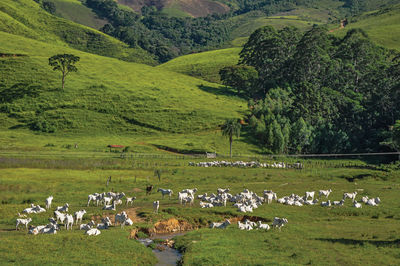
[146,185,154,195]
[343,192,357,202]
[272,217,288,231]
[157,188,173,199]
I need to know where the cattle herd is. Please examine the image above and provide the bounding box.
[15,185,381,236]
[189,161,303,169]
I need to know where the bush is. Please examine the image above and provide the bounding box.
[30,118,57,133]
[42,1,56,15]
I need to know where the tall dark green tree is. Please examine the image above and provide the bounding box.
[221,119,241,157]
[219,65,258,96]
[48,54,80,90]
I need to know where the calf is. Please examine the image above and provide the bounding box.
[126,197,136,206]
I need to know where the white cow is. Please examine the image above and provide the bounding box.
[85,228,101,236]
[153,201,160,213]
[304,191,315,200]
[45,196,53,210]
[319,189,332,199]
[74,210,86,224]
[209,219,231,229]
[64,214,74,230]
[343,192,357,202]
[126,197,136,206]
[16,218,32,230]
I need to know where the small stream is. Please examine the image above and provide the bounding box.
[139,232,185,266]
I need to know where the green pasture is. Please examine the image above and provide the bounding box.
[47,0,107,30]
[0,156,399,265]
[0,30,246,136]
[332,4,400,51]
[157,48,241,83]
[0,0,154,64]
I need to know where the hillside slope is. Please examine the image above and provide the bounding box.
[0,31,245,136]
[0,0,155,64]
[117,0,230,17]
[157,48,241,83]
[47,0,107,29]
[333,4,400,51]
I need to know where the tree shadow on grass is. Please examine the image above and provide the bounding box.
[315,238,400,247]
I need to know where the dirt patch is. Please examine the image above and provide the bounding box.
[132,188,143,193]
[150,218,194,235]
[125,208,145,223]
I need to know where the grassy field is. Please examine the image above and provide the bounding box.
[0,0,154,64]
[157,48,241,83]
[0,155,399,265]
[332,4,400,51]
[0,30,246,135]
[47,0,107,30]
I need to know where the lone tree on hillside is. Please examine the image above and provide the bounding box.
[49,54,80,90]
[221,118,241,158]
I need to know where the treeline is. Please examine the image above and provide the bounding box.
[341,0,400,15]
[221,26,400,154]
[85,0,232,62]
[231,0,316,15]
[83,0,336,62]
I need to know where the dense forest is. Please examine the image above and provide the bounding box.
[220,25,400,154]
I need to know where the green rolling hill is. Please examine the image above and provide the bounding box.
[0,0,155,64]
[157,48,241,83]
[0,0,254,155]
[46,0,107,29]
[332,4,400,51]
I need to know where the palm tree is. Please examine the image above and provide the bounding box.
[221,119,241,158]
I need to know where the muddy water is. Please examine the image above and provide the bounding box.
[139,232,185,266]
